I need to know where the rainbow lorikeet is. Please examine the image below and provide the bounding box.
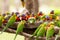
[1,14,16,33]
[46,25,54,40]
[14,21,25,40]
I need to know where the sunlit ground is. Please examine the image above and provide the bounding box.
[0,32,24,40]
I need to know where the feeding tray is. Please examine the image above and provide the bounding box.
[3,21,42,29]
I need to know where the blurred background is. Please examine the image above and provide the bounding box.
[0,0,60,14]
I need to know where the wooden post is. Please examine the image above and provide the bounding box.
[33,0,39,14]
[24,0,39,14]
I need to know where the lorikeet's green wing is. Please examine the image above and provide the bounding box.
[55,20,60,27]
[32,22,47,37]
[29,24,43,40]
[14,21,25,40]
[36,23,46,40]
[1,14,16,33]
[32,24,43,36]
[0,16,3,27]
[36,26,46,37]
[6,14,16,27]
[46,25,54,40]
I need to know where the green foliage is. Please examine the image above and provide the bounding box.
[54,10,60,16]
